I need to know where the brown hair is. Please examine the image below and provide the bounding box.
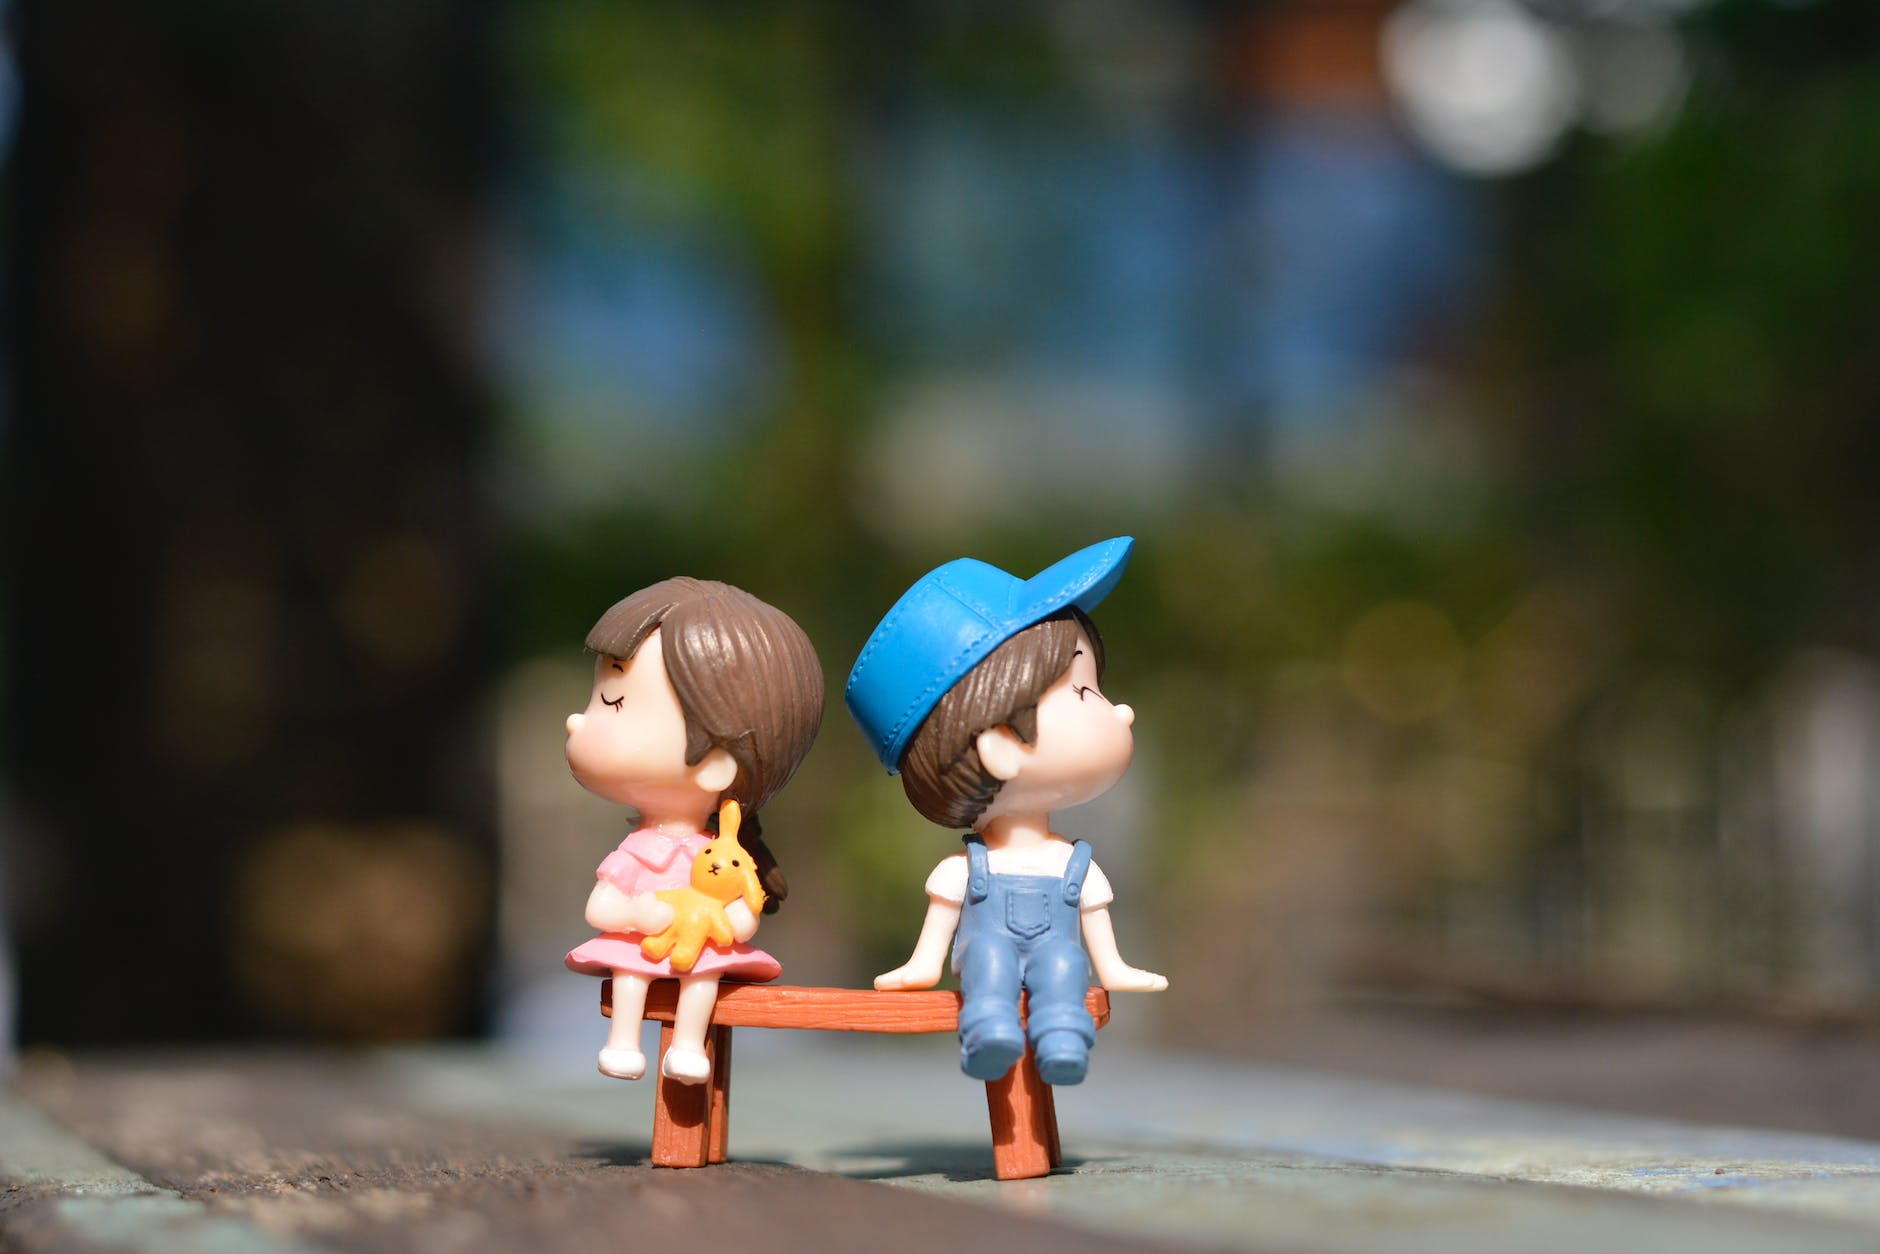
[587,578,824,911]
[898,608,1103,829]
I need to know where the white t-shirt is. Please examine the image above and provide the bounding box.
[923,839,1114,911]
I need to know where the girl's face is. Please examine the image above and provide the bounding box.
[979,625,1135,822]
[565,628,707,813]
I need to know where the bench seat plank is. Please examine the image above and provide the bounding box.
[608,981,1112,1033]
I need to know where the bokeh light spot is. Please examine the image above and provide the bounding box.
[1383,0,1579,176]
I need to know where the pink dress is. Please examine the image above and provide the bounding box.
[565,827,781,982]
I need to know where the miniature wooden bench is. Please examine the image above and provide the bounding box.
[601,980,1110,1180]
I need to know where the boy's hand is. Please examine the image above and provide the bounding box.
[1080,907,1167,992]
[1094,963,1168,993]
[874,961,944,991]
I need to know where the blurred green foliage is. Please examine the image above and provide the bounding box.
[496,0,1880,1008]
[1508,0,1880,674]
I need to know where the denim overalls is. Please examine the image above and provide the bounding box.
[952,837,1099,1085]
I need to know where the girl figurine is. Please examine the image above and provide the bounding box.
[846,537,1166,1086]
[564,578,822,1085]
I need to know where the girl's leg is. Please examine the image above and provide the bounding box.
[598,972,651,1079]
[660,973,722,1084]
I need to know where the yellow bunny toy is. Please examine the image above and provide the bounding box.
[639,801,768,974]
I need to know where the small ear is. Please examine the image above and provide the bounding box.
[974,725,1030,782]
[690,747,738,795]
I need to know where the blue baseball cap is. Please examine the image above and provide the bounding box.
[846,537,1134,772]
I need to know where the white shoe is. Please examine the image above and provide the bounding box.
[597,1046,646,1080]
[660,1046,712,1085]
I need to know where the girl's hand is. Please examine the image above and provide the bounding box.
[725,898,760,944]
[585,882,675,935]
[874,960,944,991]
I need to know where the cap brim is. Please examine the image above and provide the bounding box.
[1012,536,1133,625]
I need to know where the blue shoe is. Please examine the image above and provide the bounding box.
[1032,1029,1089,1086]
[960,1022,1026,1081]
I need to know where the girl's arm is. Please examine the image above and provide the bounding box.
[873,898,963,991]
[1081,906,1167,992]
[724,898,760,944]
[585,880,675,935]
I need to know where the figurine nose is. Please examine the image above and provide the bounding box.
[1113,702,1135,728]
[566,713,584,737]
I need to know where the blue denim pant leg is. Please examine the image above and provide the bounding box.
[1022,939,1096,1085]
[955,934,1027,1081]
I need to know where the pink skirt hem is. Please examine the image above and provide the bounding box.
[565,933,782,982]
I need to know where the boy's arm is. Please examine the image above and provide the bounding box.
[1081,906,1168,992]
[874,897,963,990]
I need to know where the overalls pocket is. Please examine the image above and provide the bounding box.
[1005,890,1051,939]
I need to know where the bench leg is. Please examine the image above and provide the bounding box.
[985,1047,1060,1180]
[708,1024,733,1164]
[1041,1074,1062,1168]
[651,1022,719,1167]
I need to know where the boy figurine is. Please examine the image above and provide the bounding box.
[847,537,1166,1086]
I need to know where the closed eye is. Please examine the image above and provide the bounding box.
[601,692,624,711]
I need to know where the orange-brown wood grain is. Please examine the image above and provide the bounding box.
[603,981,1111,1033]
[650,1023,716,1168]
[985,1053,1059,1179]
[708,1024,732,1164]
[604,982,1113,1179]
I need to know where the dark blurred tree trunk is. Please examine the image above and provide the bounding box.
[0,0,497,1043]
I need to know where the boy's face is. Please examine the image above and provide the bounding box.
[978,625,1135,822]
[564,628,703,811]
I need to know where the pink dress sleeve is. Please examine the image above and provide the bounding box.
[595,847,647,895]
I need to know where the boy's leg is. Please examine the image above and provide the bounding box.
[1022,942,1096,1085]
[955,937,1026,1081]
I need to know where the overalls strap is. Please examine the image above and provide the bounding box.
[965,836,991,903]
[1060,840,1092,906]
